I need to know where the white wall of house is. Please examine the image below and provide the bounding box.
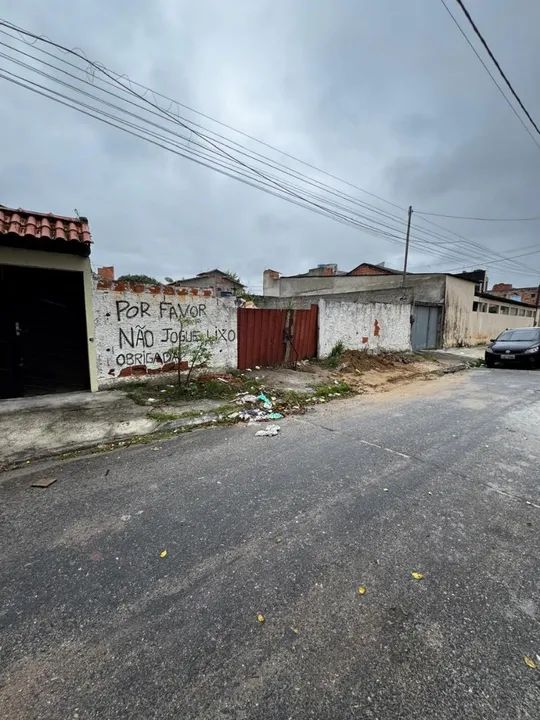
[0,246,98,391]
[443,276,475,347]
[93,280,237,386]
[318,299,412,356]
[467,297,536,343]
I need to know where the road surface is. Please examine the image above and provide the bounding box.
[1,368,539,719]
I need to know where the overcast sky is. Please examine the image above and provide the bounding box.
[1,0,539,291]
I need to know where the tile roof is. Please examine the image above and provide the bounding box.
[0,205,92,250]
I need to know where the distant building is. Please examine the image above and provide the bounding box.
[169,269,244,297]
[454,269,488,294]
[262,261,537,348]
[491,282,538,306]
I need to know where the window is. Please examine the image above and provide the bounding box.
[510,307,518,316]
[497,329,540,342]
[500,306,509,315]
[526,310,534,317]
[488,304,499,314]
[518,309,526,316]
[472,301,479,311]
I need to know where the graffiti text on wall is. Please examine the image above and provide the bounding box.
[113,300,235,367]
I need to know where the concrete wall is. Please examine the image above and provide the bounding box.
[264,271,447,304]
[466,297,536,344]
[443,276,475,347]
[93,279,237,386]
[318,299,412,356]
[0,246,98,391]
[254,287,414,309]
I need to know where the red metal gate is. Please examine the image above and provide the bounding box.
[237,305,318,370]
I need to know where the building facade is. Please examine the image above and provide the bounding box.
[0,206,97,399]
[170,269,244,297]
[263,264,537,348]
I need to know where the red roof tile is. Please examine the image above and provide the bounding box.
[0,205,92,248]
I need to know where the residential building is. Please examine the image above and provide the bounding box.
[0,205,97,398]
[263,262,537,348]
[490,282,539,306]
[169,269,244,297]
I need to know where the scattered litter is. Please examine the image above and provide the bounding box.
[255,424,281,437]
[31,477,56,488]
[227,411,240,419]
[383,488,389,492]
[357,585,367,596]
[275,536,283,544]
[146,398,157,403]
[237,394,259,404]
[256,613,265,624]
[257,392,273,410]
[255,366,261,370]
[523,655,538,669]
[120,514,131,522]
[290,626,299,635]
[525,501,532,506]
[159,549,168,558]
[160,389,167,393]
[217,377,229,383]
[267,412,283,420]
[411,571,424,580]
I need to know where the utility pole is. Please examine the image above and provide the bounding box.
[402,205,413,286]
[535,282,540,326]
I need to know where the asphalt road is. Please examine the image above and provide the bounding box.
[1,368,539,719]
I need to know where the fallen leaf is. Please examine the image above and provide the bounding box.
[523,655,538,669]
[256,613,265,624]
[357,585,367,596]
[411,571,424,580]
[159,549,168,558]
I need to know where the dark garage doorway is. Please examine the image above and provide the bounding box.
[0,265,90,398]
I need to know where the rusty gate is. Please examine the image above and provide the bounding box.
[237,305,318,370]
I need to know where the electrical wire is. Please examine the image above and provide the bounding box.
[416,210,540,221]
[439,0,540,151]
[2,16,533,276]
[1,17,539,279]
[454,0,540,136]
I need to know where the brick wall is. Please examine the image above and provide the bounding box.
[348,264,396,276]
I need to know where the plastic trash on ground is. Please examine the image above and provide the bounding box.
[255,424,281,437]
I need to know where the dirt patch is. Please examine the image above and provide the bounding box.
[334,351,439,393]
[338,350,419,373]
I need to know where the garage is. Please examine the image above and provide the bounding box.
[0,206,97,399]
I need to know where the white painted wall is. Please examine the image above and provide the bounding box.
[318,299,412,356]
[467,301,535,344]
[93,281,237,386]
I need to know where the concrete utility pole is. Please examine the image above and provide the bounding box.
[402,205,413,286]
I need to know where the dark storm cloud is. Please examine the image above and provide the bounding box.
[1,0,539,290]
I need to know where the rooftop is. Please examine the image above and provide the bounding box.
[0,205,92,256]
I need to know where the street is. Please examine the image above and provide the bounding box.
[1,368,539,719]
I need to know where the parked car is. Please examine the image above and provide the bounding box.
[485,327,540,368]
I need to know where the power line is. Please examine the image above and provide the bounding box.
[0,58,505,272]
[416,210,540,222]
[454,0,540,137]
[1,17,539,279]
[438,0,540,151]
[0,19,502,257]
